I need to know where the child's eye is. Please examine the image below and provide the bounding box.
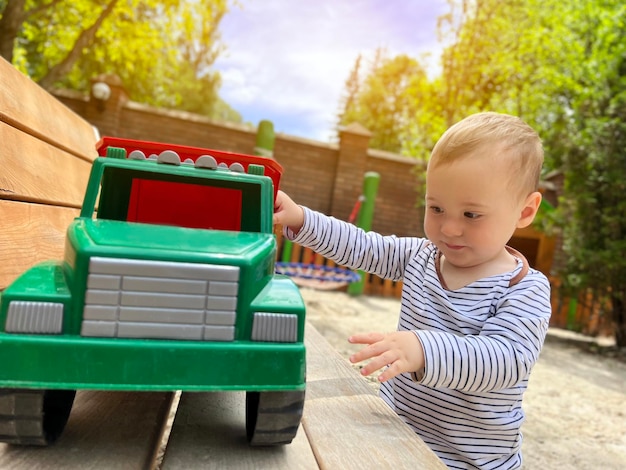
[430,206,443,214]
[464,212,481,219]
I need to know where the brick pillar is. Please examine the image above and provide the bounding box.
[85,74,128,138]
[330,122,372,219]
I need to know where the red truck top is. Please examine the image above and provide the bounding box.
[96,137,283,196]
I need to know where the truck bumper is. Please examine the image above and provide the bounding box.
[0,334,305,391]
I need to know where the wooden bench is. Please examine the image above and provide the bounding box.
[0,57,445,469]
[0,56,98,289]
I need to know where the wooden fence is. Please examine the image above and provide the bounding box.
[548,277,614,337]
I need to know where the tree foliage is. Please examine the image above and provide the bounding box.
[553,1,626,345]
[439,0,626,345]
[0,0,241,122]
[337,0,626,346]
[338,49,434,156]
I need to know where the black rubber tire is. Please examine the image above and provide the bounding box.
[245,390,305,446]
[0,389,76,446]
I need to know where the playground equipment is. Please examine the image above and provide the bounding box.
[274,262,361,291]
[347,172,380,296]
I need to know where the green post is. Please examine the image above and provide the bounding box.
[567,297,578,330]
[281,238,294,263]
[255,119,275,158]
[347,172,380,296]
[255,120,291,261]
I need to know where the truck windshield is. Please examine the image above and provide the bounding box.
[127,179,243,231]
[95,167,263,233]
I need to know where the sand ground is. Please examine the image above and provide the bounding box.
[300,287,626,470]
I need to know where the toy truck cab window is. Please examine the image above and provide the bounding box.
[94,162,263,233]
[97,167,255,232]
[126,179,244,231]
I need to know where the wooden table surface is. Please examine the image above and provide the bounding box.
[0,324,445,469]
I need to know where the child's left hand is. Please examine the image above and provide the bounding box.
[348,331,424,382]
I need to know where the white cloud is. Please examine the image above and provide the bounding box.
[218,68,260,105]
[215,0,448,141]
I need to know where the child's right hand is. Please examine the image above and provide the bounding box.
[273,190,305,234]
[348,331,425,383]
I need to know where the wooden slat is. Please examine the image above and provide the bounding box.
[0,57,98,163]
[394,280,404,297]
[291,242,303,262]
[303,324,447,469]
[160,324,444,468]
[0,123,92,207]
[160,391,317,469]
[0,333,445,469]
[0,390,172,469]
[0,199,79,289]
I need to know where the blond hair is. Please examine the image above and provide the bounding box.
[428,112,544,197]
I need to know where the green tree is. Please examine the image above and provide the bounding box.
[338,0,626,345]
[0,0,241,122]
[336,53,362,133]
[429,0,626,345]
[553,1,626,345]
[436,0,503,126]
[338,50,431,154]
[436,0,594,171]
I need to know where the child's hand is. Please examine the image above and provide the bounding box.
[348,331,424,382]
[273,190,304,233]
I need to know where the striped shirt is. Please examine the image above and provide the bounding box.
[288,208,551,470]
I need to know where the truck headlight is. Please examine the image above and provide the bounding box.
[5,301,64,334]
[251,312,298,343]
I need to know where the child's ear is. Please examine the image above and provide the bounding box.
[517,192,542,228]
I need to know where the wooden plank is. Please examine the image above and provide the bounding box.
[160,391,317,469]
[0,200,79,289]
[0,390,172,469]
[161,324,445,468]
[291,242,303,262]
[0,123,92,207]
[0,57,98,163]
[303,324,447,469]
[394,280,404,298]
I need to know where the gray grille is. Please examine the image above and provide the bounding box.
[81,257,239,341]
[251,312,298,343]
[6,301,64,334]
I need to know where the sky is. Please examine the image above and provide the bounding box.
[214,0,449,142]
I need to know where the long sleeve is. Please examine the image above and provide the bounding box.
[288,207,426,281]
[414,276,551,392]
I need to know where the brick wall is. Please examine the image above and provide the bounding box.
[53,75,425,238]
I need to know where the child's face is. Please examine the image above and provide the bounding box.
[424,152,530,270]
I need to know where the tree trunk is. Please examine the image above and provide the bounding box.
[38,0,118,90]
[0,0,27,62]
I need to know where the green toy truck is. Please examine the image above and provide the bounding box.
[0,137,306,447]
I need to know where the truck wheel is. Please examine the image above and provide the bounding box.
[245,390,305,446]
[0,389,76,445]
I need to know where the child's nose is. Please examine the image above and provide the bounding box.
[441,218,462,237]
